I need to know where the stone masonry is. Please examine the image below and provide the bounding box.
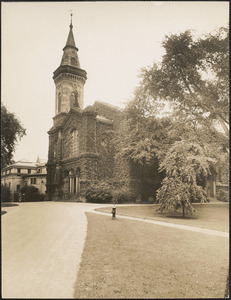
[46,20,162,201]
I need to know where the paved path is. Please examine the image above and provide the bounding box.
[1,201,110,299]
[92,210,229,238]
[1,201,228,298]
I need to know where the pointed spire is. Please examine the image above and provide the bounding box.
[64,12,78,50]
[60,13,80,67]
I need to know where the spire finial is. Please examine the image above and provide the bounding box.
[69,9,73,28]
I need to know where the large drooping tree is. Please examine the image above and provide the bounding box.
[1,104,26,167]
[156,141,214,217]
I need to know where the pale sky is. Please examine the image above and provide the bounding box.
[2,1,229,162]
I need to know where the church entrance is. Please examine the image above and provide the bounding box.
[74,177,76,194]
[68,168,80,196]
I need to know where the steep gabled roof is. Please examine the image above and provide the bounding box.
[93,100,123,112]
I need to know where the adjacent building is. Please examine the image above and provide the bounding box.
[1,157,47,199]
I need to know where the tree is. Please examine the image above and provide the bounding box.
[114,25,228,207]
[156,141,214,217]
[115,25,229,163]
[1,184,11,202]
[114,96,175,164]
[1,104,26,167]
[115,95,227,166]
[138,26,229,136]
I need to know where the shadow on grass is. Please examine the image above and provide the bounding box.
[1,210,7,215]
[1,203,19,207]
[166,215,198,220]
[155,208,199,220]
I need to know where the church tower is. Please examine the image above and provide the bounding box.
[47,16,120,201]
[53,16,87,114]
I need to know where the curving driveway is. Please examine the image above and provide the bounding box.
[1,201,110,299]
[2,201,228,298]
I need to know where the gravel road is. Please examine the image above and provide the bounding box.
[1,201,105,299]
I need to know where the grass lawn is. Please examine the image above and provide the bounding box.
[74,213,229,299]
[96,203,229,232]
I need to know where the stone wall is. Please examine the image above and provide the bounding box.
[47,100,163,201]
[47,104,116,199]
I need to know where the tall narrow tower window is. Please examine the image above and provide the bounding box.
[58,93,62,113]
[71,130,79,157]
[74,91,79,107]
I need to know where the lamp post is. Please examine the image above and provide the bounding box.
[112,202,117,220]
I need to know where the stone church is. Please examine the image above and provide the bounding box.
[46,20,162,201]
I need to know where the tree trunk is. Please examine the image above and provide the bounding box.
[216,114,229,137]
[182,202,185,217]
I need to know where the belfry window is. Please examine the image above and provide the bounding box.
[71,130,79,157]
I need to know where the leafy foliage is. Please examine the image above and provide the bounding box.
[156,141,213,216]
[216,189,229,202]
[20,185,44,201]
[112,185,135,204]
[20,185,39,194]
[137,26,229,135]
[84,181,137,204]
[84,181,113,203]
[114,26,228,208]
[14,191,19,201]
[1,185,11,202]
[1,104,26,167]
[114,98,174,164]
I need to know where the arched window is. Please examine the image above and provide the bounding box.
[73,91,79,107]
[71,130,79,157]
[54,140,57,158]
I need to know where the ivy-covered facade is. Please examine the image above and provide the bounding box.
[46,20,162,201]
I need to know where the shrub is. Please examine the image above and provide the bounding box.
[84,181,113,203]
[216,189,229,202]
[38,193,45,201]
[112,186,135,204]
[14,191,19,201]
[20,186,44,202]
[1,185,11,202]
